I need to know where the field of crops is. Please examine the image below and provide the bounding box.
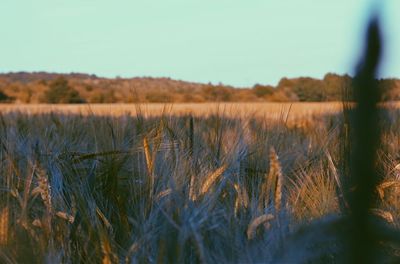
[1,103,400,262]
[0,102,343,117]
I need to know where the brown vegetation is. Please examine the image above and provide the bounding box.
[0,102,344,122]
[1,72,400,104]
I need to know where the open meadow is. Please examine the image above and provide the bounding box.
[1,102,400,263]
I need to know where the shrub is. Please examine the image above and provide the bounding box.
[42,77,85,103]
[0,90,14,103]
[253,84,274,98]
[202,85,233,102]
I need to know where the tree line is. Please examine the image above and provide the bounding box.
[0,72,399,103]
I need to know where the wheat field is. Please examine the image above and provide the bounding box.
[1,103,400,263]
[0,102,343,117]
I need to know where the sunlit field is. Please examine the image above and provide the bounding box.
[0,102,343,119]
[1,102,400,262]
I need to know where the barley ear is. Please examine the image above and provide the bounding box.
[376,180,400,200]
[100,234,117,264]
[370,208,394,223]
[258,172,273,212]
[189,173,197,201]
[234,183,249,215]
[247,214,274,240]
[36,166,52,215]
[270,147,283,213]
[199,164,227,196]
[56,211,75,223]
[144,136,156,201]
[143,137,154,174]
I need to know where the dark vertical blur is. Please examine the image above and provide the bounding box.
[347,15,382,263]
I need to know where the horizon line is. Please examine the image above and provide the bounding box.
[0,70,379,88]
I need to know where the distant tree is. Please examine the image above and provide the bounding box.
[275,78,299,101]
[90,90,117,103]
[145,91,173,103]
[323,73,352,101]
[277,77,295,89]
[252,84,274,98]
[0,90,13,102]
[202,85,233,101]
[379,78,400,101]
[292,78,326,101]
[42,77,85,103]
[277,77,325,101]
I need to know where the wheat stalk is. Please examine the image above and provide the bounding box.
[10,188,23,207]
[247,214,274,240]
[36,167,52,214]
[125,242,140,264]
[18,163,36,228]
[56,211,75,223]
[143,137,154,174]
[377,180,400,200]
[270,147,283,213]
[35,166,53,234]
[199,164,227,196]
[258,147,283,213]
[189,172,197,201]
[144,136,157,202]
[0,206,9,245]
[370,208,394,223]
[258,172,273,212]
[155,188,172,202]
[326,150,342,191]
[96,207,112,230]
[234,183,249,215]
[32,219,42,228]
[100,234,116,264]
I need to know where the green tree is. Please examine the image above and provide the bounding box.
[292,78,325,101]
[277,77,325,102]
[252,84,274,98]
[323,73,351,101]
[202,85,233,102]
[43,77,85,103]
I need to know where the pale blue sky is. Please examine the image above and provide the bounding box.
[0,0,399,87]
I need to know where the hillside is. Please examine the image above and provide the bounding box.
[0,72,399,103]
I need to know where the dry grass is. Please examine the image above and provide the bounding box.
[0,102,343,119]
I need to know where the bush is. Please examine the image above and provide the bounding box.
[202,85,233,102]
[253,84,274,98]
[276,77,325,102]
[292,79,326,101]
[42,77,85,103]
[0,90,14,103]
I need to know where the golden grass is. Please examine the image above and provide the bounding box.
[0,102,344,119]
[259,147,284,213]
[198,164,228,197]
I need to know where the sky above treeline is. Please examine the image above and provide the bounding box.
[1,0,399,87]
